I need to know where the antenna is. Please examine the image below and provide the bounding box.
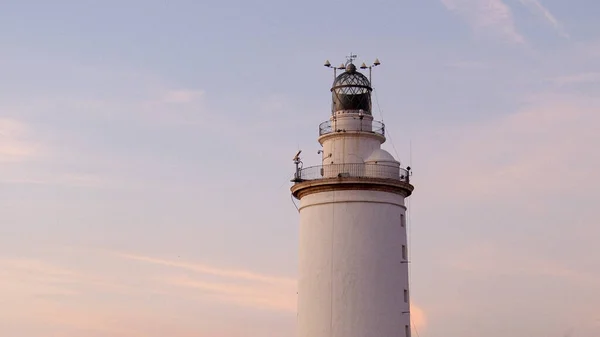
[325,54,376,80]
[345,52,357,65]
[292,150,303,182]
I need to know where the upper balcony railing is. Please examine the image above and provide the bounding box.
[319,120,385,136]
[293,163,410,183]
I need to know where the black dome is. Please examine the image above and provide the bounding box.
[331,64,372,114]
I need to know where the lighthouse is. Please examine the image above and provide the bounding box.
[291,55,414,337]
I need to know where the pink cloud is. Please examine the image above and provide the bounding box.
[440,0,525,44]
[168,276,296,312]
[117,253,295,286]
[0,118,38,163]
[445,242,599,285]
[411,303,427,332]
[161,89,205,104]
[0,251,298,337]
[517,0,569,38]
[550,72,600,86]
[417,92,600,203]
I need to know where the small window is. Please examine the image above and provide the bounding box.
[402,245,407,260]
[405,325,411,337]
[404,289,409,302]
[400,214,405,227]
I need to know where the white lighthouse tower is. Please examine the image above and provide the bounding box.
[291,55,414,337]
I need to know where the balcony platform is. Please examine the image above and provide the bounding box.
[291,163,413,199]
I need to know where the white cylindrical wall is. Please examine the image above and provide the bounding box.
[320,113,384,165]
[331,113,373,134]
[321,135,382,165]
[297,189,410,337]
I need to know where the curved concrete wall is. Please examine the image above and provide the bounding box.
[320,114,383,165]
[297,189,410,337]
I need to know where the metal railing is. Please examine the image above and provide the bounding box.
[319,120,385,136]
[293,163,409,183]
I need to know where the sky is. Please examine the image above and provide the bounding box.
[1,0,599,336]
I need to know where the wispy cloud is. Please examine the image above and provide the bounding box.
[418,91,600,203]
[517,0,569,38]
[169,275,295,312]
[445,242,599,285]
[549,72,600,86]
[1,248,426,336]
[133,88,213,127]
[0,257,159,336]
[0,118,39,163]
[0,258,81,299]
[0,250,298,336]
[0,117,111,187]
[445,60,489,69]
[118,253,295,286]
[409,88,600,336]
[440,0,525,44]
[118,253,297,312]
[0,257,150,298]
[0,172,109,187]
[161,89,205,104]
[11,304,149,337]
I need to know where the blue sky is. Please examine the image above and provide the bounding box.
[1,1,599,336]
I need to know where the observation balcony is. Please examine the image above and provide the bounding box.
[290,163,414,199]
[318,119,385,136]
[292,163,409,183]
